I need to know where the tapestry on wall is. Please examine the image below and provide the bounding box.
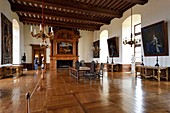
[1,13,12,64]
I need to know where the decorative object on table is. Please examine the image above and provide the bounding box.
[141,55,144,66]
[91,40,100,58]
[107,56,109,63]
[21,53,26,62]
[107,37,119,57]
[1,13,12,64]
[111,57,114,64]
[155,56,159,67]
[141,20,169,56]
[131,55,136,74]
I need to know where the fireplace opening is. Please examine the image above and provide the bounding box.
[57,60,73,68]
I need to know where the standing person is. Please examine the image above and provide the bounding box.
[41,57,45,79]
[34,57,38,71]
[41,57,44,70]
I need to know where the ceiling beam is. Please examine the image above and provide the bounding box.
[124,0,148,5]
[13,0,122,18]
[19,17,101,30]
[11,4,110,25]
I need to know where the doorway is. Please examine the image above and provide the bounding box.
[30,44,46,70]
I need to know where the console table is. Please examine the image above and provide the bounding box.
[106,63,119,72]
[1,65,23,78]
[136,65,168,81]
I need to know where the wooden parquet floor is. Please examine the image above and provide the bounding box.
[0,69,170,113]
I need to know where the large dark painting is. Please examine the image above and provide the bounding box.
[107,37,119,57]
[93,40,100,58]
[141,21,168,56]
[57,42,73,54]
[1,13,12,64]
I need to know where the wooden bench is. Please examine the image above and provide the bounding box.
[135,65,168,81]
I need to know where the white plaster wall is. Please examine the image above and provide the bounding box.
[139,0,170,67]
[78,30,94,62]
[0,0,24,65]
[24,25,51,63]
[94,0,170,67]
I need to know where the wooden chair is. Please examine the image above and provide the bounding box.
[84,61,96,79]
[75,61,80,69]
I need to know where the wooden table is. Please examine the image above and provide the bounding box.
[136,65,168,81]
[69,66,90,80]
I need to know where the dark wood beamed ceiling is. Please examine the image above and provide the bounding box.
[8,0,148,31]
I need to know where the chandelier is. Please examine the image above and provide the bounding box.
[123,6,140,47]
[30,0,54,48]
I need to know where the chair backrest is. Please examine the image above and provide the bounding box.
[90,61,95,73]
[80,60,85,67]
[75,61,80,69]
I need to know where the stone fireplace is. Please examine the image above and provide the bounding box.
[50,28,80,69]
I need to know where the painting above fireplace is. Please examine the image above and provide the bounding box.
[57,42,73,54]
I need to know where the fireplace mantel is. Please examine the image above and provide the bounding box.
[50,28,80,69]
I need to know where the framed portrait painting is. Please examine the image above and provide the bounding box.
[93,40,100,58]
[141,20,168,56]
[107,37,119,57]
[1,13,13,64]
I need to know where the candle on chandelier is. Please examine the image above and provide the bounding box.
[40,24,42,31]
[34,29,36,34]
[30,25,32,32]
[51,27,53,32]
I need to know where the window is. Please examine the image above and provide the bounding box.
[134,23,141,63]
